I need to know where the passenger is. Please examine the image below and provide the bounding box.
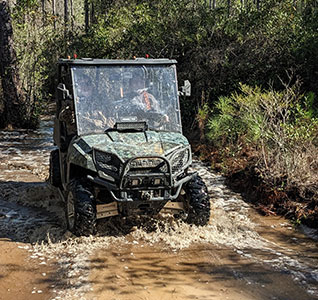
[75,74,96,109]
[75,74,113,130]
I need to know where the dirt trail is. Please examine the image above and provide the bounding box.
[0,119,318,300]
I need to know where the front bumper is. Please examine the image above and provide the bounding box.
[87,172,195,202]
[90,150,193,202]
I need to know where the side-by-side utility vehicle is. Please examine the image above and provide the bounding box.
[49,58,210,236]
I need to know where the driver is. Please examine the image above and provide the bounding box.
[126,71,170,128]
[129,72,160,112]
[77,74,94,100]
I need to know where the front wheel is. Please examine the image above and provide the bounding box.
[66,179,97,236]
[184,174,210,226]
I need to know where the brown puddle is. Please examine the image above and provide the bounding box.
[87,242,314,300]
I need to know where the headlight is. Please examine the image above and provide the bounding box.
[171,148,190,175]
[93,149,122,178]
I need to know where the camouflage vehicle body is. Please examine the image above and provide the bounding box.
[68,131,190,174]
[50,58,210,235]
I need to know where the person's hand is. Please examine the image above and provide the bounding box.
[107,118,115,128]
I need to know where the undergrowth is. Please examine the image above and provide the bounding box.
[195,79,318,227]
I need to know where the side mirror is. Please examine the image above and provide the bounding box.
[57,83,71,100]
[181,80,191,97]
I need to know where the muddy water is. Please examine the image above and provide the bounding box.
[87,244,312,300]
[0,117,65,243]
[0,119,318,300]
[82,164,318,300]
[0,118,54,182]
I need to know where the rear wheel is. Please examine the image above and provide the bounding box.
[66,179,97,236]
[184,174,210,226]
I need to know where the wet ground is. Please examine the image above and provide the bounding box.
[0,118,318,300]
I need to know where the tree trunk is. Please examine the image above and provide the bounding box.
[41,0,45,24]
[84,0,89,33]
[70,0,74,31]
[41,0,45,14]
[52,0,56,29]
[90,2,95,25]
[64,0,69,35]
[0,0,29,128]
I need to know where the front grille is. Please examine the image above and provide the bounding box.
[127,157,168,174]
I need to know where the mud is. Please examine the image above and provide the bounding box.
[0,241,53,300]
[87,244,312,300]
[0,119,318,300]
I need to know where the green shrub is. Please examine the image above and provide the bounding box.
[207,95,247,147]
[207,81,318,188]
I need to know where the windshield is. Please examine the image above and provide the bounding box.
[71,64,182,135]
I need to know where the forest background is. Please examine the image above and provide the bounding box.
[0,0,318,226]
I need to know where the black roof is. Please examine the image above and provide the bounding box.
[58,58,177,65]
